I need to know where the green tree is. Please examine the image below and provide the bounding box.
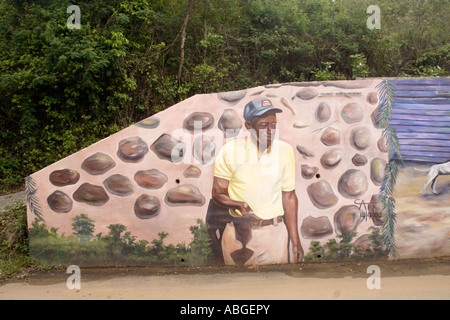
[350,54,369,79]
[187,218,213,264]
[104,224,127,263]
[71,214,95,243]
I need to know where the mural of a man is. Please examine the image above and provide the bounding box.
[207,98,303,265]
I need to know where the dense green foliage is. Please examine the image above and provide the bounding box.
[0,0,448,191]
[0,201,35,279]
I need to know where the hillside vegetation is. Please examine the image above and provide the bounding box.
[0,0,448,192]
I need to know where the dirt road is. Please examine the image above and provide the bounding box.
[1,164,449,301]
[1,257,449,300]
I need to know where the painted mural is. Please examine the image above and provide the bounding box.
[25,78,450,267]
[385,78,449,259]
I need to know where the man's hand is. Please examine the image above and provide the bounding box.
[233,201,262,221]
[233,201,252,216]
[290,238,304,263]
[212,177,261,220]
[212,177,252,215]
[282,190,303,263]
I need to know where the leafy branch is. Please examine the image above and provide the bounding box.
[375,80,403,258]
[25,176,44,222]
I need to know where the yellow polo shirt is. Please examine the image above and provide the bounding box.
[214,135,296,220]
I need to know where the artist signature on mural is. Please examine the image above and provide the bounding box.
[354,199,382,221]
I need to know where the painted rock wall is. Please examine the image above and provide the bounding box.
[26,79,391,266]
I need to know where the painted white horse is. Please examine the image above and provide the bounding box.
[415,161,450,195]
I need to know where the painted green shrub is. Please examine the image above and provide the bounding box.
[28,215,213,267]
[304,227,389,262]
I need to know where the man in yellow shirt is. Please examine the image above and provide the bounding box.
[208,98,303,265]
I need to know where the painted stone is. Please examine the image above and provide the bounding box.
[354,233,384,253]
[341,103,364,124]
[366,92,378,105]
[135,116,160,129]
[350,127,371,150]
[103,174,134,196]
[315,102,331,123]
[320,148,342,169]
[47,191,73,213]
[293,121,308,129]
[322,80,372,89]
[300,215,333,239]
[338,169,368,198]
[150,133,185,163]
[354,234,371,251]
[134,169,168,189]
[352,153,368,166]
[296,88,318,100]
[280,97,295,115]
[117,136,148,163]
[218,109,243,138]
[301,165,319,180]
[218,90,247,104]
[377,136,388,153]
[371,107,385,128]
[81,152,116,175]
[183,165,202,178]
[370,158,387,186]
[288,81,321,87]
[296,145,315,159]
[134,194,161,219]
[307,180,338,209]
[165,184,206,207]
[368,194,383,226]
[250,89,265,96]
[49,169,80,186]
[183,112,215,133]
[334,205,364,234]
[320,127,340,146]
[265,84,282,88]
[193,135,216,164]
[73,183,109,206]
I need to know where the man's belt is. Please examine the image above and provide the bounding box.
[250,216,283,229]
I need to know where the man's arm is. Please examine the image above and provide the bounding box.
[212,176,253,217]
[282,190,303,263]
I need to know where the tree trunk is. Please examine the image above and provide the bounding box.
[177,0,195,79]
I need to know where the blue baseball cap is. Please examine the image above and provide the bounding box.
[243,98,282,122]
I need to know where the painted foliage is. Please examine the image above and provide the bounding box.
[25,78,450,266]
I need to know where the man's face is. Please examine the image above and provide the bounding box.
[245,110,278,148]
